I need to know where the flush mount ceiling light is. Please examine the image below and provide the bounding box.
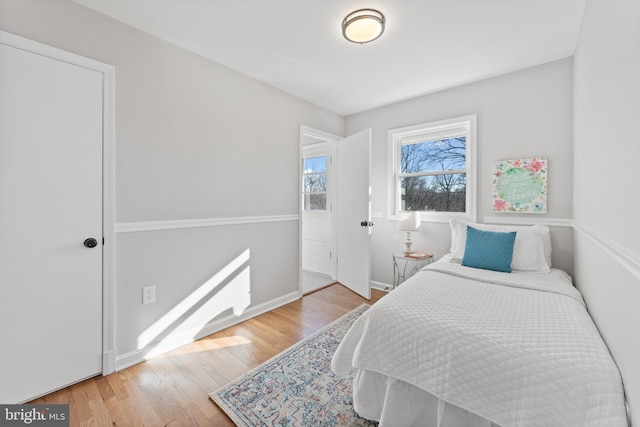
[342,9,385,44]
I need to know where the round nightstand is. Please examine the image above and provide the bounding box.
[392,252,435,288]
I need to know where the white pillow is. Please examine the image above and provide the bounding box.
[449,219,552,273]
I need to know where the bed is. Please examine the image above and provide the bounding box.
[332,220,629,427]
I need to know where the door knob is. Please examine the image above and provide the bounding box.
[84,238,98,248]
[360,221,374,227]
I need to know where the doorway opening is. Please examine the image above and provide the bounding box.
[299,125,373,298]
[299,126,339,294]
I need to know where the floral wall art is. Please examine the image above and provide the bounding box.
[493,158,547,213]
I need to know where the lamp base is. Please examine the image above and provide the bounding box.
[403,231,414,255]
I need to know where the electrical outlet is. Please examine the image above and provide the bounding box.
[142,285,156,304]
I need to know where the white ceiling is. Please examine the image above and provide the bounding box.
[72,0,585,116]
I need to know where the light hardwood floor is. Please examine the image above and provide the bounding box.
[30,284,385,426]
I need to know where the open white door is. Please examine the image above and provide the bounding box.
[336,129,372,299]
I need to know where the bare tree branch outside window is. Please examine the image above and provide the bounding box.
[303,156,327,211]
[400,137,466,212]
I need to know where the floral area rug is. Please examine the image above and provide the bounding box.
[209,304,377,426]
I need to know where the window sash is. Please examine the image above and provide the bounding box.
[400,128,468,146]
[401,173,467,213]
[398,169,467,178]
[396,138,468,211]
[387,114,477,222]
[399,131,466,175]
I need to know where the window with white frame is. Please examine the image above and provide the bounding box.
[302,155,328,211]
[388,115,476,222]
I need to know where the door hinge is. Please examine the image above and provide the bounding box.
[102,237,105,245]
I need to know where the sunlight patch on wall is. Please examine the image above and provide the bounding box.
[137,249,252,357]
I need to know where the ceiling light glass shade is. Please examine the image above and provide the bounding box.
[342,9,385,44]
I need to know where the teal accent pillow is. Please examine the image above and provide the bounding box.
[461,226,517,273]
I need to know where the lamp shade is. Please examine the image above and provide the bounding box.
[398,211,421,231]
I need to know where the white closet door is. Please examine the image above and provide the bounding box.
[0,41,103,403]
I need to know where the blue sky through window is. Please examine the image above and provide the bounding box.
[303,156,326,173]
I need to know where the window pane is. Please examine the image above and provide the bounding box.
[401,174,466,212]
[304,174,326,192]
[310,193,326,210]
[401,137,466,173]
[304,193,326,211]
[303,156,327,173]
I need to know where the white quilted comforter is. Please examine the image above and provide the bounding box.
[332,259,627,427]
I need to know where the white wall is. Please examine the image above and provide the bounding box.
[345,59,575,286]
[573,0,640,422]
[0,0,344,366]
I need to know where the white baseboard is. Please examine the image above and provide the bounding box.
[371,280,391,292]
[102,350,116,375]
[115,291,300,371]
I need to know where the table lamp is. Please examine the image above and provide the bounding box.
[398,211,421,255]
